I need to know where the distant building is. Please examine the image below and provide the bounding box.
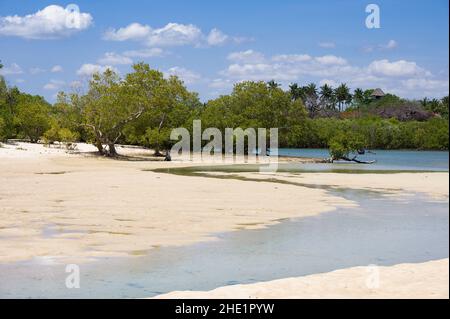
[371,88,385,100]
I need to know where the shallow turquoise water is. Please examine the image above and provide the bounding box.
[278,149,449,171]
[0,189,448,298]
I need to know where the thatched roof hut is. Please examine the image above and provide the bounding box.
[371,88,385,99]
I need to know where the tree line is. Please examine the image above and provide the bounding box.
[1,62,448,155]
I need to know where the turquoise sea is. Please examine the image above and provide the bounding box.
[277,149,449,171]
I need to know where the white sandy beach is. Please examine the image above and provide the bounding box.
[0,142,448,298]
[155,259,449,299]
[0,142,353,263]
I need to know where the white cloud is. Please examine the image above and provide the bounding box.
[104,22,245,47]
[15,78,25,83]
[222,53,353,81]
[95,49,165,67]
[385,40,398,49]
[147,23,202,47]
[70,80,84,90]
[315,55,347,66]
[217,51,447,98]
[51,65,63,73]
[208,78,234,89]
[367,59,426,77]
[104,22,202,46]
[401,78,449,93]
[123,48,165,58]
[43,79,65,90]
[228,50,265,63]
[98,52,133,65]
[207,28,228,46]
[0,63,23,75]
[319,79,340,87]
[272,54,312,63]
[318,41,336,49]
[29,67,46,75]
[224,63,300,81]
[103,23,151,41]
[166,66,201,84]
[0,5,93,39]
[76,64,118,76]
[364,39,398,52]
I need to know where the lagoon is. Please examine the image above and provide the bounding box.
[278,149,449,172]
[0,144,448,298]
[0,188,447,298]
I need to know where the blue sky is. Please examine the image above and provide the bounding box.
[0,0,448,102]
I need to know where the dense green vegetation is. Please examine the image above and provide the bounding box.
[0,62,448,154]
[328,132,367,162]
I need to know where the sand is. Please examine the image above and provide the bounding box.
[238,171,449,200]
[155,259,449,299]
[0,142,448,299]
[0,142,353,263]
[0,142,447,264]
[198,170,449,200]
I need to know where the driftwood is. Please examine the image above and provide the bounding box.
[341,156,376,164]
[357,149,377,155]
[329,149,377,164]
[329,151,377,164]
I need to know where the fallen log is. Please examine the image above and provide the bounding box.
[339,155,377,164]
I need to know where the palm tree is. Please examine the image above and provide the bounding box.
[420,97,429,108]
[353,88,364,106]
[289,83,304,101]
[303,83,319,116]
[428,98,440,113]
[319,84,334,109]
[345,91,353,107]
[267,80,280,89]
[305,83,318,97]
[335,83,351,112]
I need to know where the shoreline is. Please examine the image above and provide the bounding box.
[154,259,449,299]
[0,140,327,163]
[0,142,448,298]
[0,142,354,264]
[0,142,448,264]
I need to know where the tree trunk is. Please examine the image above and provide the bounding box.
[154,115,165,157]
[153,135,161,156]
[108,143,117,157]
[95,140,105,155]
[154,149,163,156]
